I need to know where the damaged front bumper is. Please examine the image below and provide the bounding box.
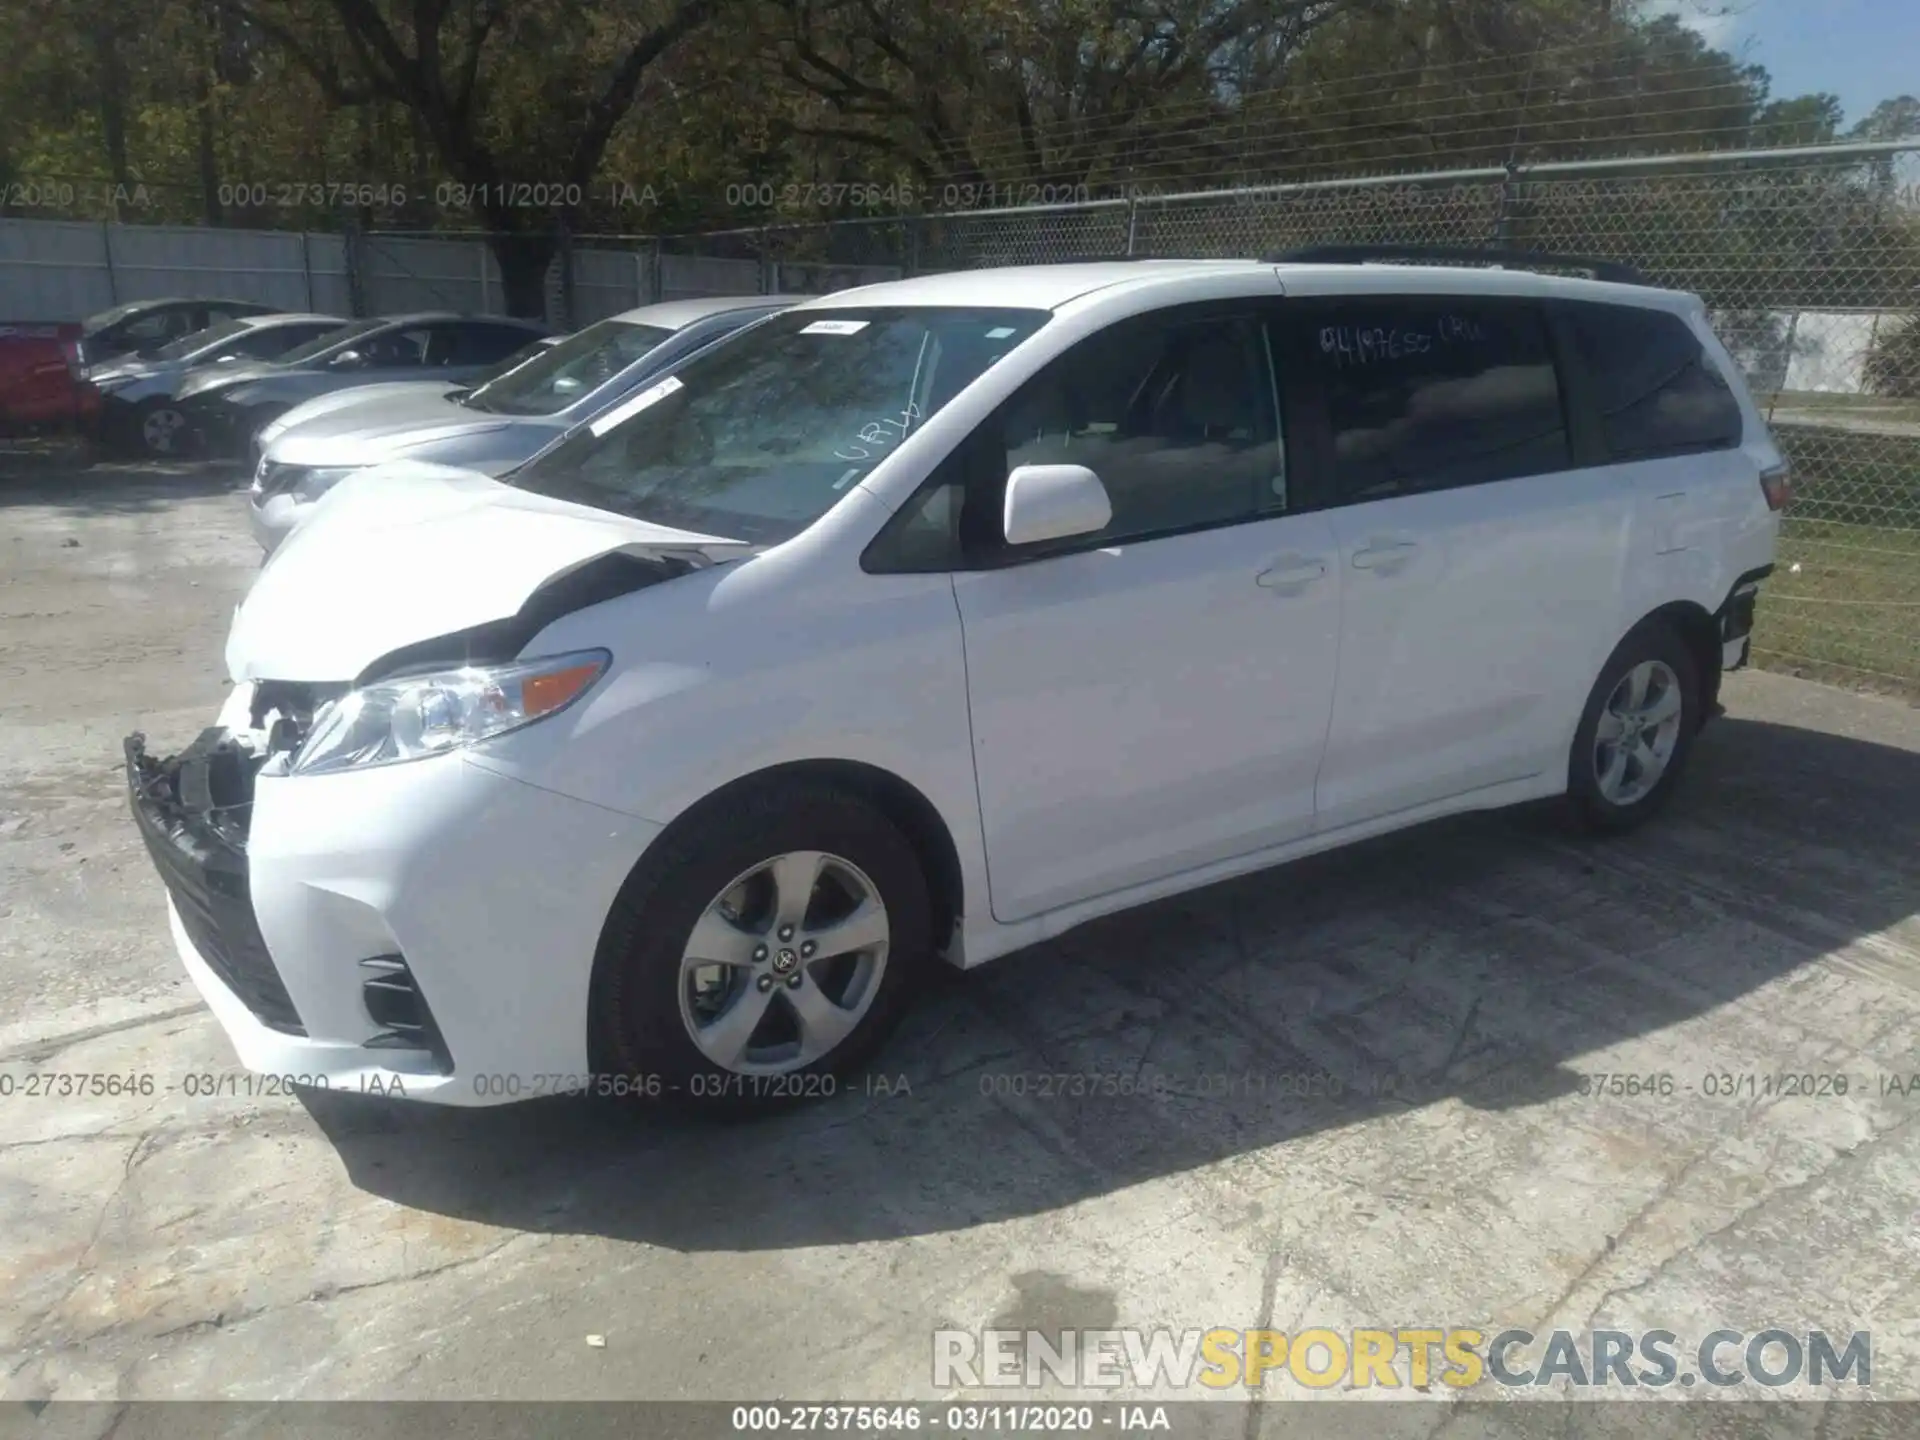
[125,694,664,1104]
[127,728,305,1033]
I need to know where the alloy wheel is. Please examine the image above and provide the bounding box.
[1593,659,1685,806]
[676,849,890,1074]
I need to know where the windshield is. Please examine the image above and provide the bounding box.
[154,317,250,361]
[277,319,384,366]
[82,300,156,335]
[464,319,674,416]
[509,306,1048,545]
[464,339,554,390]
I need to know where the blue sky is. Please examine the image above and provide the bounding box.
[1654,0,1919,125]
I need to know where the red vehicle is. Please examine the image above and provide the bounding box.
[0,321,99,435]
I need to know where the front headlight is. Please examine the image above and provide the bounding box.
[93,373,136,394]
[290,650,610,776]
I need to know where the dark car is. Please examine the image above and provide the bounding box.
[177,312,552,457]
[78,298,277,370]
[85,313,348,456]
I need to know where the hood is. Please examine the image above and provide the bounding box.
[227,462,754,683]
[256,380,463,449]
[179,360,281,399]
[268,387,512,465]
[89,359,166,384]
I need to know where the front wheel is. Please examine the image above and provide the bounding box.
[136,398,193,457]
[590,783,931,1114]
[1566,620,1701,834]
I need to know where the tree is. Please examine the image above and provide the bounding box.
[1851,95,1920,140]
[763,0,1354,196]
[1864,317,1920,399]
[219,0,721,314]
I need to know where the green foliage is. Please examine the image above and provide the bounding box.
[0,0,1913,244]
[1865,318,1920,399]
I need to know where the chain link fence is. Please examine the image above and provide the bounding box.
[4,140,1915,692]
[683,141,1920,695]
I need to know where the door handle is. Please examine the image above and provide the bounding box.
[1255,557,1327,590]
[1351,540,1418,571]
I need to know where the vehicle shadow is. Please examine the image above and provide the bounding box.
[0,446,246,513]
[303,713,1920,1249]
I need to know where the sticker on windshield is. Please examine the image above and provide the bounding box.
[588,374,683,437]
[799,319,870,336]
[985,327,1016,339]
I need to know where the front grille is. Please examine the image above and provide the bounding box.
[126,730,306,1035]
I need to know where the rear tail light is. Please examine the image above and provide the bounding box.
[1760,462,1793,512]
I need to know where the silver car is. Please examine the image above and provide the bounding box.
[244,335,562,446]
[177,312,551,458]
[247,296,788,552]
[87,313,345,455]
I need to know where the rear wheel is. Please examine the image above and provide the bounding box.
[1567,620,1701,834]
[590,783,931,1114]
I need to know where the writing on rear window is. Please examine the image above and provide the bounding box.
[1319,313,1487,368]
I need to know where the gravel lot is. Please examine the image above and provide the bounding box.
[3,452,1919,1414]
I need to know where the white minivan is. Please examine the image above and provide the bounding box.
[126,252,1787,1113]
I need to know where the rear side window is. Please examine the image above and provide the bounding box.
[1564,303,1743,460]
[1306,298,1570,502]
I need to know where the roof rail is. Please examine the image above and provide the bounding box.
[1266,244,1648,286]
[994,253,1136,265]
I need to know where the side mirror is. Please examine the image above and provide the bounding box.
[329,349,366,369]
[1003,463,1112,547]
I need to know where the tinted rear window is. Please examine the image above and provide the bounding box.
[1565,303,1743,460]
[1307,297,1571,501]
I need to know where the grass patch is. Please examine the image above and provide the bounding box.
[1761,391,1920,425]
[1751,425,1920,696]
[1757,517,1920,696]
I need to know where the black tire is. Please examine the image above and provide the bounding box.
[1566,618,1702,835]
[589,782,932,1115]
[133,398,193,457]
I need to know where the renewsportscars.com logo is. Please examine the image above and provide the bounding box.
[932,1327,1872,1391]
